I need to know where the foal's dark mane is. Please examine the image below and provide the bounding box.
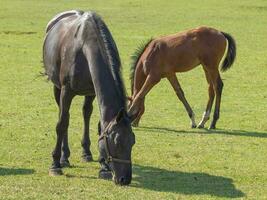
[130,38,153,94]
[92,13,126,106]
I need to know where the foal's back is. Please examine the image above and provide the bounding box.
[142,26,227,75]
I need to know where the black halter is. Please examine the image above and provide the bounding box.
[98,122,131,164]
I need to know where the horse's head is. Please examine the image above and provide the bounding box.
[98,108,135,185]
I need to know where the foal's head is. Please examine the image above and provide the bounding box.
[98,109,135,185]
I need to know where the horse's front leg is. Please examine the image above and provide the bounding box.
[49,86,74,176]
[81,95,95,162]
[60,135,71,167]
[97,122,112,180]
[53,86,71,167]
[98,158,112,180]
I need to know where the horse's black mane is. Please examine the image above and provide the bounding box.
[130,38,153,94]
[92,13,126,106]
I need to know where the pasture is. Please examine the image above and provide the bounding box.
[0,0,267,199]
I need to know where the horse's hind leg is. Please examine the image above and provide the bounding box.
[53,85,61,106]
[167,74,196,128]
[209,71,223,129]
[81,95,95,162]
[53,86,71,167]
[197,68,215,128]
[49,85,74,176]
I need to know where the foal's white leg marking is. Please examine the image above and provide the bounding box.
[198,111,211,128]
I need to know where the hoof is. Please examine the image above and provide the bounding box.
[49,168,63,176]
[60,160,71,168]
[197,124,204,129]
[209,125,216,130]
[99,170,112,180]
[191,124,197,128]
[82,155,93,162]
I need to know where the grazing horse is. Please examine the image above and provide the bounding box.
[128,26,236,129]
[43,10,135,185]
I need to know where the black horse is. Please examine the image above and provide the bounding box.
[43,10,135,185]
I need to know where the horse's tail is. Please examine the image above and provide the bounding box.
[220,32,236,72]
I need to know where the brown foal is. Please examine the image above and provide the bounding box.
[128,26,236,129]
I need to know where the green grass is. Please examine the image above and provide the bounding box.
[0,0,267,199]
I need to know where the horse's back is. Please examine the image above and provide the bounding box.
[192,26,227,66]
[142,26,227,74]
[43,11,81,85]
[45,10,84,33]
[43,11,96,94]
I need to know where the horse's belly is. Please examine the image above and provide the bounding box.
[69,59,95,95]
[174,64,199,72]
[70,77,95,95]
[163,49,200,73]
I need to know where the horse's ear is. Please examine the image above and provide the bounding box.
[116,108,125,123]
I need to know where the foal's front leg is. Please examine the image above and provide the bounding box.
[81,95,95,162]
[128,74,160,119]
[131,99,145,127]
[49,86,74,176]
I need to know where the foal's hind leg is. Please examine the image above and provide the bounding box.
[209,71,223,129]
[197,69,215,128]
[81,95,95,162]
[49,85,74,176]
[167,74,196,128]
[53,86,71,167]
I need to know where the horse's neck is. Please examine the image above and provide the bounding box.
[85,51,122,128]
[81,16,124,128]
[92,66,123,126]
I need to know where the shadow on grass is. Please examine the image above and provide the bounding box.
[138,126,267,138]
[0,167,34,176]
[65,173,98,179]
[46,163,244,198]
[132,164,245,198]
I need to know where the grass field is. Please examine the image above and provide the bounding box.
[0,0,267,199]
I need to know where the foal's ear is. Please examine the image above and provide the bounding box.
[116,108,125,123]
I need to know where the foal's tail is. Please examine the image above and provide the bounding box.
[220,32,236,72]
